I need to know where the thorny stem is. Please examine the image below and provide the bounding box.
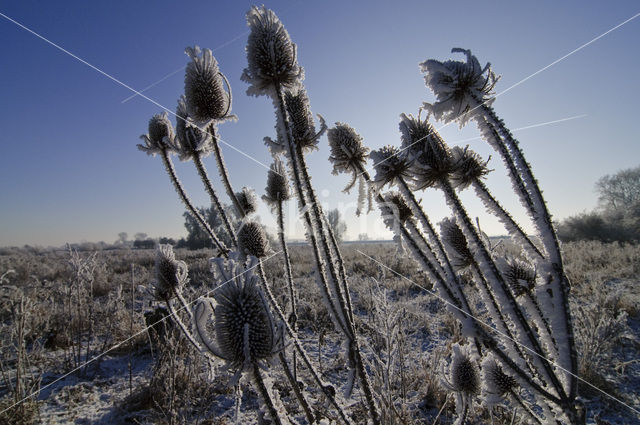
[160,147,228,257]
[192,152,238,248]
[207,124,246,218]
[278,352,315,424]
[256,260,354,425]
[251,362,286,425]
[165,297,204,353]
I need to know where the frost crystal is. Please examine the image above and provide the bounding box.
[421,48,499,127]
[184,46,230,125]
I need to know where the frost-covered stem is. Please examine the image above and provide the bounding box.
[207,124,246,218]
[251,362,286,425]
[256,260,354,425]
[440,179,567,401]
[472,98,576,399]
[160,147,228,257]
[192,152,237,247]
[471,179,543,261]
[278,352,315,424]
[508,389,544,425]
[165,298,203,353]
[277,200,298,380]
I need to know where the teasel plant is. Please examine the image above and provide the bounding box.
[243,5,380,424]
[327,70,582,421]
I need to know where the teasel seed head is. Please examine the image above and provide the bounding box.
[236,187,258,215]
[421,48,500,127]
[243,6,302,95]
[482,357,518,400]
[174,96,212,161]
[138,112,175,156]
[263,158,290,205]
[382,191,413,224]
[184,46,231,125]
[440,217,474,271]
[501,257,537,297]
[399,113,453,190]
[238,221,269,259]
[153,244,188,300]
[449,146,491,190]
[285,86,325,152]
[445,343,480,395]
[327,122,369,179]
[370,145,412,190]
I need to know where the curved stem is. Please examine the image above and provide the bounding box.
[160,148,228,257]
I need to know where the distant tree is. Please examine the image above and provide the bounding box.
[326,208,347,243]
[358,233,369,241]
[596,165,640,211]
[133,238,156,249]
[183,204,239,250]
[159,237,176,245]
[134,232,148,241]
[117,232,128,244]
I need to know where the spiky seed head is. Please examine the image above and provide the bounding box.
[420,48,499,127]
[383,192,413,223]
[153,244,188,300]
[450,146,490,189]
[184,46,230,124]
[327,122,369,177]
[138,112,175,156]
[238,221,269,259]
[243,6,301,94]
[440,217,474,271]
[214,274,276,367]
[236,187,258,215]
[483,359,517,399]
[399,113,453,190]
[370,145,412,190]
[285,86,320,152]
[173,96,212,161]
[502,258,537,297]
[263,159,290,205]
[448,343,480,395]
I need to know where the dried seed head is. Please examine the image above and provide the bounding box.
[263,159,290,205]
[382,192,413,223]
[174,96,212,161]
[421,48,499,127]
[440,217,474,271]
[138,112,175,156]
[285,86,323,152]
[399,113,453,190]
[447,343,480,395]
[502,258,537,297]
[327,122,369,177]
[235,187,258,216]
[243,6,302,94]
[370,145,412,190]
[483,358,517,399]
[184,46,230,124]
[214,272,276,367]
[153,244,188,300]
[450,146,490,189]
[238,221,269,259]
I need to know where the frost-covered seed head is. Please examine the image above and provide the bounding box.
[263,159,290,205]
[214,275,276,366]
[383,192,413,223]
[236,187,258,215]
[484,360,517,398]
[370,145,412,190]
[399,113,453,190]
[327,122,369,176]
[153,244,188,300]
[238,221,269,259]
[243,6,301,93]
[448,343,480,395]
[285,86,318,152]
[138,112,175,156]
[174,96,212,161]
[450,146,490,189]
[502,258,537,297]
[184,46,230,124]
[421,48,499,127]
[440,217,474,271]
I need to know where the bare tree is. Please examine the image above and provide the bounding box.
[327,208,347,243]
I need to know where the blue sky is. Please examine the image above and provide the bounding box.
[1,0,639,247]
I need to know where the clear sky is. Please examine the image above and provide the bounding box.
[1,0,639,247]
